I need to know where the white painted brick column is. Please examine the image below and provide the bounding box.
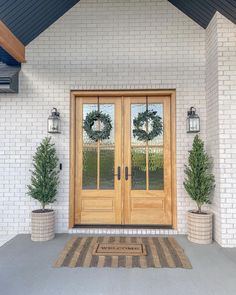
[206,12,236,247]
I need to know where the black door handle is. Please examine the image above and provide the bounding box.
[117,166,121,180]
[114,166,121,180]
[125,166,129,180]
[125,166,132,180]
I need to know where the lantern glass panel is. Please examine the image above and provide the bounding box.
[187,116,200,133]
[196,118,200,131]
[48,117,60,133]
[190,118,196,131]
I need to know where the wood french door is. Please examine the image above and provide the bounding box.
[70,91,176,227]
[123,96,172,225]
[74,96,122,224]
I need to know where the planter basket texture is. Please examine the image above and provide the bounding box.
[187,211,213,244]
[31,210,55,242]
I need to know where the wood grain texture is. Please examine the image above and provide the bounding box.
[0,21,25,62]
[170,91,177,229]
[71,90,176,97]
[69,93,76,228]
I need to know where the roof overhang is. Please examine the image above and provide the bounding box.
[0,21,25,63]
[0,0,235,65]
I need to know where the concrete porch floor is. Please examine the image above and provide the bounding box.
[0,234,236,295]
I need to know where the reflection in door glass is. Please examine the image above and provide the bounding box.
[131,147,146,190]
[100,147,114,189]
[149,147,164,190]
[83,147,97,189]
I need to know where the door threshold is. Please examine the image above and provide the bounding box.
[73,224,173,229]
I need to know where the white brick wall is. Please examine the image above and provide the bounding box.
[0,0,207,236]
[206,13,222,245]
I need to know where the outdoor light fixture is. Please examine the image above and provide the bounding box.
[48,108,61,133]
[186,107,200,133]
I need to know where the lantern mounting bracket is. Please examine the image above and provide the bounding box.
[187,106,196,116]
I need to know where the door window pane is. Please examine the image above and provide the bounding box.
[82,147,97,189]
[131,103,163,145]
[131,102,164,190]
[100,147,114,189]
[82,103,115,190]
[148,104,163,146]
[149,147,164,190]
[131,104,146,145]
[100,104,115,145]
[131,147,146,190]
[83,104,97,144]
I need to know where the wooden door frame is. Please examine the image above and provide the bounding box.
[69,90,176,229]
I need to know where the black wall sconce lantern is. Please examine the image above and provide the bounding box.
[48,108,61,133]
[186,107,200,133]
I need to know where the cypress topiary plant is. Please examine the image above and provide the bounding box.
[184,135,215,214]
[28,137,59,211]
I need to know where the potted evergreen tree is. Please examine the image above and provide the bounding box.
[184,135,215,244]
[28,137,59,242]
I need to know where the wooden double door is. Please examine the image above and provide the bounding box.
[71,91,176,227]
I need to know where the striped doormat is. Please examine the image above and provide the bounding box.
[54,236,192,269]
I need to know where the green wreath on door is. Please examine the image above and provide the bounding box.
[133,110,162,142]
[83,110,112,142]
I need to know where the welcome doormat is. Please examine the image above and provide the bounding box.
[54,236,192,269]
[93,242,147,256]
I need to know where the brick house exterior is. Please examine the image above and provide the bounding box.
[0,0,235,247]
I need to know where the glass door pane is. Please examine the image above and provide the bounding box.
[131,103,164,190]
[82,103,115,190]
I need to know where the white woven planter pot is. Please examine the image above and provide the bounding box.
[187,211,213,244]
[31,210,55,242]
